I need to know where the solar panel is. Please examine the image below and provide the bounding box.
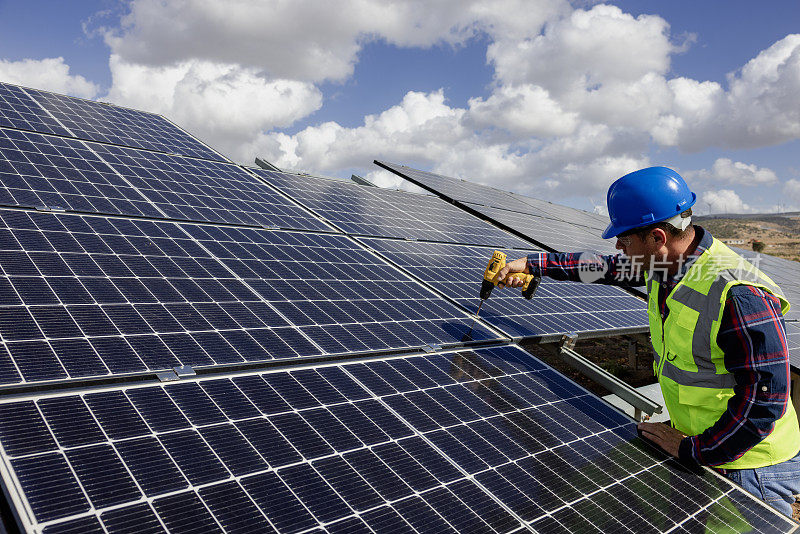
[0,127,165,217]
[17,84,227,162]
[376,160,607,232]
[359,238,649,339]
[0,83,70,137]
[466,203,618,254]
[0,345,793,533]
[251,168,532,248]
[0,208,499,385]
[376,160,537,213]
[84,143,333,231]
[732,247,800,321]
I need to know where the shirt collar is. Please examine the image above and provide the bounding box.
[651,225,713,285]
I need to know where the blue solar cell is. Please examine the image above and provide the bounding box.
[0,401,57,456]
[84,390,151,439]
[152,492,223,534]
[10,453,90,522]
[197,424,267,476]
[100,502,166,534]
[199,481,277,534]
[65,445,142,508]
[240,472,318,533]
[0,83,70,136]
[157,430,230,486]
[114,437,188,497]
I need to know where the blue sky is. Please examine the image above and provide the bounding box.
[1,0,800,214]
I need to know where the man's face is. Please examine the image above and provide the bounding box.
[615,230,661,270]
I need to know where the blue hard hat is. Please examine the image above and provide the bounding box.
[602,166,696,239]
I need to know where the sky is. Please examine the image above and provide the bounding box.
[1,0,800,215]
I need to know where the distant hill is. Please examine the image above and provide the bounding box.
[695,214,800,262]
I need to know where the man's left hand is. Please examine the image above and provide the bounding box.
[637,422,687,457]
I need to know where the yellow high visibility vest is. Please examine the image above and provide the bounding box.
[648,237,800,469]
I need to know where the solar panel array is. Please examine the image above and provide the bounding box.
[1,345,794,533]
[0,207,500,386]
[251,168,531,248]
[0,82,795,532]
[359,239,648,339]
[375,161,618,254]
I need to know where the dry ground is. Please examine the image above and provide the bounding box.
[697,215,800,262]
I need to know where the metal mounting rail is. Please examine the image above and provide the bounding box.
[558,334,662,421]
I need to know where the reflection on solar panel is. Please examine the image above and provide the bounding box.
[375,161,618,254]
[0,208,498,385]
[376,160,608,232]
[377,161,536,213]
[0,345,793,533]
[467,204,617,254]
[0,127,163,217]
[88,144,333,230]
[251,168,531,248]
[732,247,800,322]
[785,321,800,369]
[0,83,69,137]
[19,85,226,162]
[359,238,649,338]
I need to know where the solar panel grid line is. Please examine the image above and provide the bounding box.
[151,113,231,164]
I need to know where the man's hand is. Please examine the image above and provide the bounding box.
[637,422,687,457]
[496,257,529,288]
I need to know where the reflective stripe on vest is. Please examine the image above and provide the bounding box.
[648,238,799,469]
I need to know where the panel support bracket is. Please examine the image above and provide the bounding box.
[557,334,662,421]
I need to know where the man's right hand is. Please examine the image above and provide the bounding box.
[496,257,529,288]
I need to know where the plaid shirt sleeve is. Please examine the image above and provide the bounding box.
[526,251,646,287]
[678,285,793,466]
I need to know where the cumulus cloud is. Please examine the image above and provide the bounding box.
[0,57,99,99]
[105,56,322,158]
[700,189,751,214]
[656,35,800,151]
[100,0,567,83]
[685,158,778,186]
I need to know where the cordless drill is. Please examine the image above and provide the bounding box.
[477,251,541,317]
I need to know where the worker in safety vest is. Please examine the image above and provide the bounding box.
[498,167,800,517]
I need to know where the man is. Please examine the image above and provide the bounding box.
[498,166,800,516]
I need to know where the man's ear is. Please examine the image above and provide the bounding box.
[651,227,668,246]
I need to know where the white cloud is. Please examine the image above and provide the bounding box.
[0,57,99,99]
[105,56,322,160]
[657,35,800,151]
[100,0,567,83]
[685,158,778,186]
[784,179,800,203]
[488,5,675,92]
[466,84,579,137]
[700,189,751,214]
